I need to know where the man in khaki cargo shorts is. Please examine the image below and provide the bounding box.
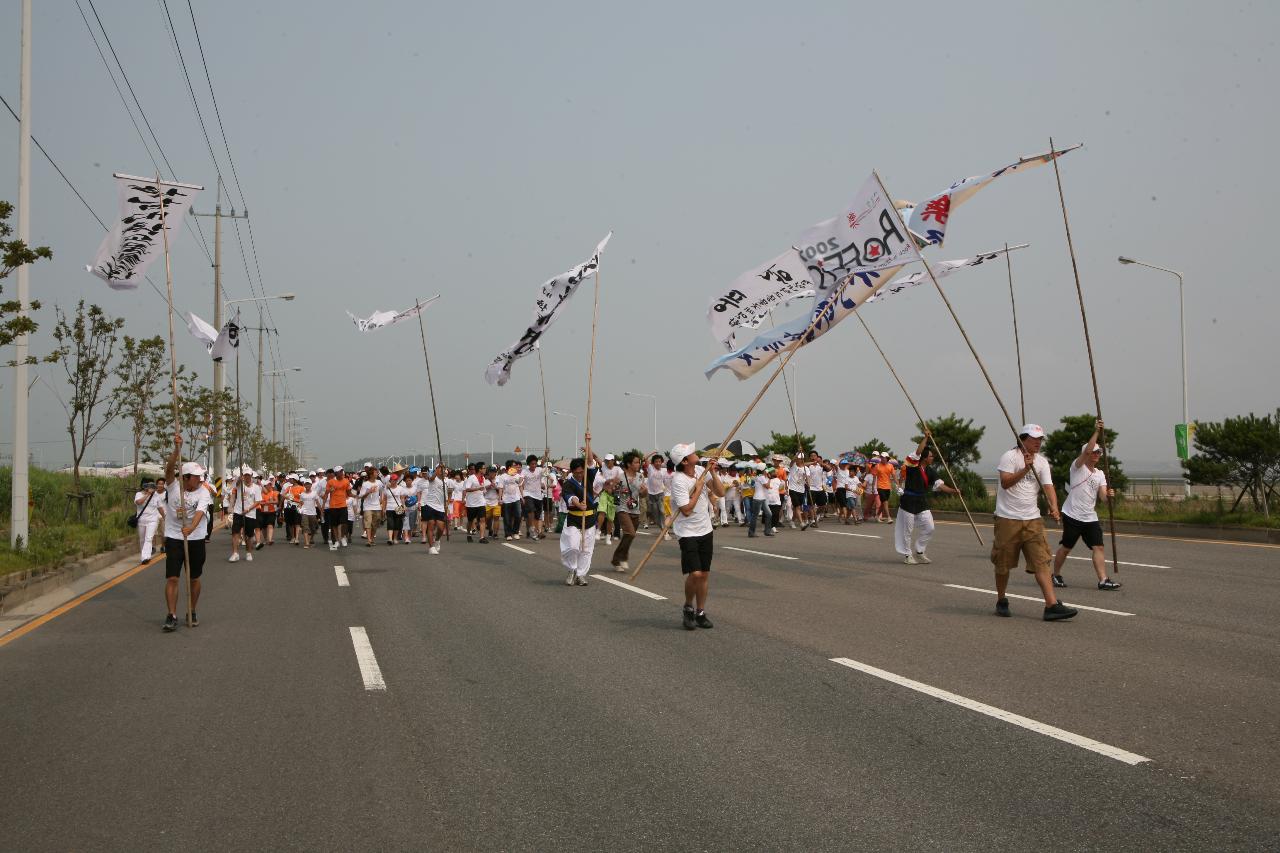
[991,424,1078,621]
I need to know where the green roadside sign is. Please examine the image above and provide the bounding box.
[1174,423,1195,460]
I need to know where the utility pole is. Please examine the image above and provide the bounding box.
[9,0,32,549]
[191,179,247,483]
[241,314,276,457]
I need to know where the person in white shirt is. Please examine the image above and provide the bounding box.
[786,454,808,528]
[228,467,262,562]
[991,423,1077,621]
[560,447,602,586]
[384,472,409,545]
[805,451,828,527]
[462,463,489,543]
[644,455,669,532]
[161,436,211,632]
[1052,420,1120,591]
[357,464,385,546]
[747,464,771,538]
[765,468,783,534]
[415,463,449,554]
[609,452,647,571]
[497,462,525,541]
[299,478,321,548]
[521,454,547,540]
[133,478,164,563]
[669,442,725,630]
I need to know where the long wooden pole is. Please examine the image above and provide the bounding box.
[415,296,448,541]
[854,310,984,546]
[1048,137,1120,576]
[158,176,193,627]
[629,272,859,583]
[537,343,550,462]
[579,257,603,539]
[1005,241,1026,424]
[768,314,806,458]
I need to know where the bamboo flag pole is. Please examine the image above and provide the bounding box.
[579,255,604,537]
[768,314,806,458]
[1048,137,1120,576]
[157,175,193,627]
[414,295,448,541]
[1005,241,1026,424]
[853,309,984,546]
[629,272,860,583]
[536,343,550,462]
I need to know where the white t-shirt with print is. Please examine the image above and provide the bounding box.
[358,479,384,512]
[671,468,713,539]
[463,475,486,508]
[766,477,783,505]
[417,475,447,512]
[995,448,1053,520]
[521,466,545,501]
[231,482,262,518]
[164,480,211,540]
[497,472,523,504]
[1062,461,1107,524]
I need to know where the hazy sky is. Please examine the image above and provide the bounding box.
[3,0,1278,474]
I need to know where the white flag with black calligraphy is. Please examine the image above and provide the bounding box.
[707,249,815,351]
[211,310,240,363]
[706,174,918,381]
[184,311,219,354]
[901,145,1081,248]
[87,174,200,289]
[346,295,440,333]
[865,244,1029,304]
[485,232,612,387]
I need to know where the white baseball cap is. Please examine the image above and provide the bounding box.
[604,453,616,461]
[669,442,696,466]
[180,461,205,477]
[335,465,345,472]
[1019,423,1046,439]
[363,461,374,468]
[717,458,731,467]
[1082,442,1104,453]
[906,452,921,463]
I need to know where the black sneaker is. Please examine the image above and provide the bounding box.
[1098,578,1122,591]
[1051,574,1066,588]
[682,606,697,630]
[467,533,473,542]
[1044,602,1079,621]
[695,610,713,629]
[189,611,199,627]
[163,614,178,632]
[255,541,264,551]
[479,537,489,544]
[995,598,1011,618]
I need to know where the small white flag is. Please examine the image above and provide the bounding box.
[184,311,219,354]
[211,310,240,363]
[865,244,1030,304]
[486,233,611,387]
[87,174,201,289]
[346,296,440,332]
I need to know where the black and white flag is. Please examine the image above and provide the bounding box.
[211,310,240,363]
[485,232,612,387]
[87,174,201,289]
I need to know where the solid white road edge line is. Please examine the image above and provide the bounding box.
[503,542,535,555]
[944,583,1136,616]
[829,657,1150,766]
[334,565,349,587]
[724,546,798,561]
[348,626,386,691]
[814,529,881,539]
[589,574,668,600]
[1066,555,1170,569]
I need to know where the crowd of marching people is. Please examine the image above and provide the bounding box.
[143,418,1120,631]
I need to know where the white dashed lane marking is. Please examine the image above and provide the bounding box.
[334,565,349,587]
[503,543,535,555]
[348,627,386,691]
[830,657,1149,765]
[724,546,798,561]
[589,574,668,600]
[944,584,1135,616]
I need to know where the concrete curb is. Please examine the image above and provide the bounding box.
[0,539,138,614]
[930,510,1280,545]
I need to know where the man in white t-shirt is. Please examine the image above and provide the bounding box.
[415,463,449,554]
[299,477,321,548]
[520,454,547,540]
[1052,419,1120,591]
[228,466,262,562]
[644,455,669,532]
[670,441,726,630]
[161,436,212,631]
[462,463,489,543]
[357,465,384,546]
[497,462,524,541]
[991,423,1077,621]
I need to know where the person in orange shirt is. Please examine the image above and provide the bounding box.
[323,465,353,551]
[259,480,280,546]
[872,455,896,523]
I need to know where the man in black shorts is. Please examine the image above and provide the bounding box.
[162,435,212,631]
[669,442,725,630]
[1052,420,1121,590]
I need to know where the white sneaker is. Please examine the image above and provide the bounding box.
[903,554,918,565]
[664,533,672,541]
[916,552,931,564]
[341,538,349,547]
[606,535,613,545]
[228,552,240,562]
[565,570,575,586]
[514,533,521,540]
[429,545,440,555]
[246,552,253,562]
[329,543,338,552]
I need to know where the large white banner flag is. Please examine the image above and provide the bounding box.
[211,310,240,363]
[87,174,201,289]
[707,249,815,351]
[184,311,219,354]
[793,173,921,295]
[706,174,917,380]
[346,295,440,333]
[485,232,612,386]
[865,244,1029,304]
[902,145,1081,248]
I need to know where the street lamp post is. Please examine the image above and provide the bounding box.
[624,391,658,453]
[477,432,494,467]
[266,367,301,445]
[551,411,578,458]
[1118,256,1191,497]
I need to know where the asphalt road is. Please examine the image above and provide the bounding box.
[1,515,1277,851]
